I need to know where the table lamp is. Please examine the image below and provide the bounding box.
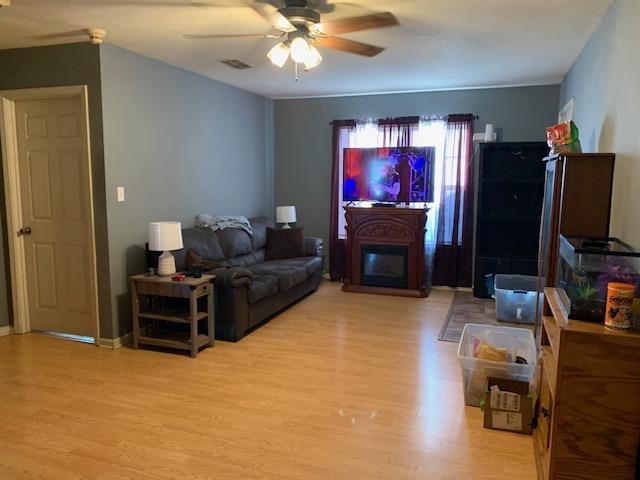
[148,221,183,276]
[276,206,296,229]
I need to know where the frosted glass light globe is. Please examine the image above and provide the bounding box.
[290,37,310,63]
[267,42,290,67]
[304,45,323,70]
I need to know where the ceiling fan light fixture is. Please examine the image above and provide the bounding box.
[304,45,322,70]
[267,42,290,67]
[309,23,324,36]
[290,36,310,63]
[275,15,295,32]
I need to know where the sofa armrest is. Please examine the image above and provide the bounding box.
[304,236,324,257]
[211,267,254,288]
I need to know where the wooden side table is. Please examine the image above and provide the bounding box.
[130,274,215,358]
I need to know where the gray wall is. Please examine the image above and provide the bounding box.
[100,44,273,338]
[560,0,640,247]
[0,43,112,333]
[274,85,560,252]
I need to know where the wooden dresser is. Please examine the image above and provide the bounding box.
[535,288,640,479]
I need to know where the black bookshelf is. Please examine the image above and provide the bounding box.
[473,142,548,298]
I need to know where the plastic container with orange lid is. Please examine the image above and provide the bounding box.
[605,282,635,330]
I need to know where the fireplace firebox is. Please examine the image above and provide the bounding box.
[361,244,408,288]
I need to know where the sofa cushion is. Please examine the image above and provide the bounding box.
[249,217,275,251]
[304,237,324,257]
[249,261,307,291]
[174,228,226,271]
[266,227,305,260]
[247,274,278,304]
[226,253,259,267]
[216,228,253,259]
[254,248,266,264]
[211,266,254,288]
[259,257,322,277]
[185,250,226,271]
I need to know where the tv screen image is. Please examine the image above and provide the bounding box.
[343,147,435,203]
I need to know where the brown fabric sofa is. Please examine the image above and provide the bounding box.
[172,217,323,341]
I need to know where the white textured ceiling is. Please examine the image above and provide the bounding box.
[0,0,613,98]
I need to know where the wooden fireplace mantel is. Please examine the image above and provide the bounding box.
[342,206,429,297]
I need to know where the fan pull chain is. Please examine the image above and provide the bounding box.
[294,62,299,81]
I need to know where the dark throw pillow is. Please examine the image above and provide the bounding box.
[266,227,305,260]
[185,249,225,272]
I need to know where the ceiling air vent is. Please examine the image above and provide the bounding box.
[220,59,252,70]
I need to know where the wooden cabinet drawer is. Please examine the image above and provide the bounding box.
[194,281,212,297]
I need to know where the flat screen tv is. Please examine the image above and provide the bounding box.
[343,147,435,203]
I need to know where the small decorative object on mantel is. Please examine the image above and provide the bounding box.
[276,206,297,229]
[148,221,184,276]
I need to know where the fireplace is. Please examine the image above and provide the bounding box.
[343,206,429,297]
[361,244,408,288]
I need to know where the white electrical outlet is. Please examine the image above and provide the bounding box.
[116,186,125,202]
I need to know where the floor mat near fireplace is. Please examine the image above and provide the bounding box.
[438,291,534,343]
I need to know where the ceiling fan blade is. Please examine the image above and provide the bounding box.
[314,36,384,57]
[318,12,398,36]
[110,1,234,6]
[251,4,296,33]
[183,33,273,39]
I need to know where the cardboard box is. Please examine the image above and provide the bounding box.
[483,377,533,434]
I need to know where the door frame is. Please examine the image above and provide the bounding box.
[0,85,100,342]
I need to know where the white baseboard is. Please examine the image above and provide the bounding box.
[99,332,132,349]
[0,325,11,336]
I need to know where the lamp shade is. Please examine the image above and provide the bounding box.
[148,221,183,252]
[267,42,290,68]
[276,206,297,224]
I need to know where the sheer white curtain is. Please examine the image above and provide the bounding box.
[336,118,446,241]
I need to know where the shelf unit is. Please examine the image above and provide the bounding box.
[534,288,640,479]
[130,274,215,358]
[474,142,549,298]
[536,152,615,291]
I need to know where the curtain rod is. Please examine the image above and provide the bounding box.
[330,114,478,125]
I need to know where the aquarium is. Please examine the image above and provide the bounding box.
[557,236,640,323]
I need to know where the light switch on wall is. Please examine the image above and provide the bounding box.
[117,186,125,202]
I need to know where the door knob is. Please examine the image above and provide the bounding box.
[17,226,32,236]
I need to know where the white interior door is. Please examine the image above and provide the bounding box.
[14,95,96,337]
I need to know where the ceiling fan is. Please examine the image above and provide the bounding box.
[183,0,399,77]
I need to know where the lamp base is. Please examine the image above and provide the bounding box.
[157,251,176,276]
[281,223,292,229]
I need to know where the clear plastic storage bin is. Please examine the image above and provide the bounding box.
[457,323,537,406]
[494,274,543,324]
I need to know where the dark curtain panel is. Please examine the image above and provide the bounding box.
[329,120,355,281]
[378,116,419,148]
[432,114,475,287]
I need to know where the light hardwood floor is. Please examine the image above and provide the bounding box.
[0,281,536,479]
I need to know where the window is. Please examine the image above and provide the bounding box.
[336,119,446,246]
